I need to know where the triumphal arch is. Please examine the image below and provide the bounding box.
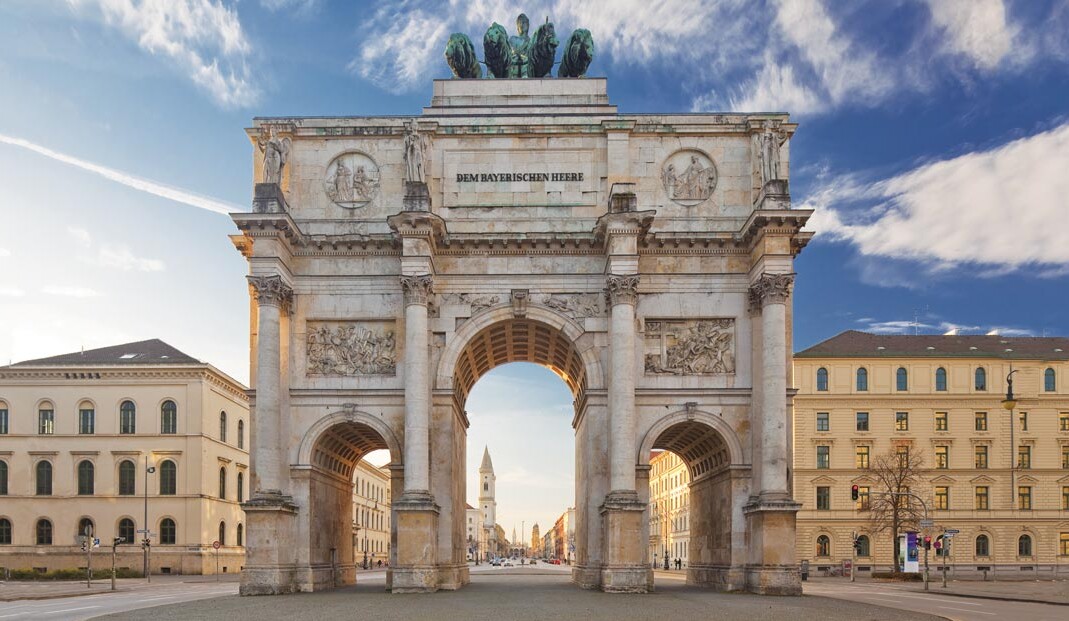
[231,30,811,595]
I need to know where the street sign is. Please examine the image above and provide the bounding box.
[919,519,934,528]
[212,540,222,550]
[93,538,100,548]
[945,529,960,534]
[136,529,149,534]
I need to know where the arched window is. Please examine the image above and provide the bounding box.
[0,460,7,495]
[856,535,871,557]
[160,400,177,434]
[896,367,908,391]
[159,460,177,495]
[35,518,52,545]
[0,518,10,545]
[975,534,990,557]
[1018,534,1033,557]
[218,521,226,546]
[236,523,243,547]
[816,367,829,392]
[856,368,868,391]
[219,411,227,442]
[118,460,136,495]
[218,467,227,499]
[160,518,176,545]
[77,460,95,495]
[1045,368,1056,392]
[119,400,136,434]
[816,534,831,557]
[237,472,244,503]
[78,517,94,538]
[118,518,135,544]
[237,420,245,449]
[935,367,947,391]
[38,403,55,435]
[79,402,95,434]
[35,461,52,495]
[975,367,987,391]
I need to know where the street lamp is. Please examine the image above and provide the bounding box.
[1001,369,1019,509]
[142,457,156,582]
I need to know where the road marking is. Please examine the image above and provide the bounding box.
[39,605,101,616]
[939,606,995,616]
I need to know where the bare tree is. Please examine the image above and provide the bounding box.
[868,446,926,573]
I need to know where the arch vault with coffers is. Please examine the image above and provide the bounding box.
[231,78,812,596]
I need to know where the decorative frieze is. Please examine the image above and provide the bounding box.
[439,292,502,313]
[541,293,603,319]
[644,319,736,375]
[749,273,794,307]
[306,321,397,376]
[400,275,434,306]
[247,275,293,310]
[605,275,640,306]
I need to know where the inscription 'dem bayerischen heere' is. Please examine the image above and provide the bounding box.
[455,172,584,183]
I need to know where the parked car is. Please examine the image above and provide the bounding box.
[528,559,537,565]
[503,560,514,567]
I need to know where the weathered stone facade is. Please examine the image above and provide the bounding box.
[230,79,811,595]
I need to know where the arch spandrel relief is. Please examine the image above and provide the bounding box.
[644,318,736,375]
[660,149,718,207]
[306,320,397,376]
[323,151,381,209]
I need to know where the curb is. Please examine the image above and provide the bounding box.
[906,588,1069,607]
[0,587,131,602]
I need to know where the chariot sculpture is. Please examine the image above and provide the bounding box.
[445,13,594,79]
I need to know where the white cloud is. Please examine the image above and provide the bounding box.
[0,133,244,215]
[42,286,101,298]
[0,248,10,258]
[805,121,1069,269]
[353,6,451,94]
[260,0,318,12]
[728,52,824,114]
[69,0,257,107]
[924,0,1020,70]
[96,245,165,272]
[0,286,26,297]
[67,226,92,248]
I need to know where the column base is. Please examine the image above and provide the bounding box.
[240,492,299,596]
[599,490,653,593]
[436,563,470,590]
[687,564,747,592]
[391,491,440,594]
[572,565,603,590]
[743,498,802,596]
[295,562,355,592]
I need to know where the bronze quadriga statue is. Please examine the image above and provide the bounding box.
[445,12,595,79]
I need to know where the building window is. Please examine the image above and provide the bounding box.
[975,445,988,469]
[1046,368,1057,392]
[1019,412,1028,432]
[975,486,989,510]
[237,420,245,449]
[816,412,829,432]
[895,412,909,431]
[38,407,54,435]
[935,367,947,391]
[0,460,7,495]
[218,467,227,499]
[0,406,7,434]
[816,486,830,510]
[1060,413,1069,432]
[120,400,136,434]
[237,523,243,547]
[1018,445,1031,469]
[1019,486,1033,510]
[218,521,226,546]
[36,461,52,495]
[119,460,136,495]
[896,367,908,391]
[77,460,95,495]
[36,519,53,545]
[237,472,244,502]
[855,412,869,432]
[816,446,830,469]
[934,486,949,510]
[1018,534,1033,557]
[78,517,94,539]
[856,445,870,469]
[816,367,829,391]
[895,445,910,466]
[118,518,135,543]
[857,486,870,510]
[159,460,177,495]
[160,518,176,545]
[935,411,948,432]
[0,518,10,545]
[935,445,949,469]
[856,368,868,391]
[816,535,830,557]
[219,411,227,442]
[161,400,177,434]
[1063,486,1069,510]
[79,407,95,434]
[1061,533,1069,556]
[975,411,988,431]
[1063,446,1069,469]
[975,367,987,391]
[975,534,990,557]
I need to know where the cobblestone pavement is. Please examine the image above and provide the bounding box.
[97,571,939,621]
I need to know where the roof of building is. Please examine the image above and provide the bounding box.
[795,330,1069,360]
[8,339,203,366]
[480,446,494,471]
[466,503,475,510]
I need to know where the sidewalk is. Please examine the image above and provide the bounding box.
[897,578,1069,605]
[0,574,240,602]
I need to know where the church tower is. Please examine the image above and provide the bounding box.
[478,446,496,533]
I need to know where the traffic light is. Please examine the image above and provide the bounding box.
[923,535,932,550]
[81,541,88,552]
[851,485,859,501]
[852,536,862,552]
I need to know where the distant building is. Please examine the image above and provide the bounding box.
[648,450,690,567]
[530,523,540,557]
[0,340,248,575]
[352,459,390,567]
[476,447,508,559]
[794,331,1069,577]
[552,508,575,563]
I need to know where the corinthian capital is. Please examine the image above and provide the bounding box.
[605,274,641,306]
[400,275,434,306]
[247,274,293,309]
[749,273,795,307]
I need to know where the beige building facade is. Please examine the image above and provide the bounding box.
[648,450,691,568]
[794,331,1069,578]
[353,459,390,567]
[0,340,249,575]
[233,77,810,595]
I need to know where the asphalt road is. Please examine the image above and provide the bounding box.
[0,580,237,620]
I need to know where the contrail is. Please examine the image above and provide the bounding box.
[0,133,246,215]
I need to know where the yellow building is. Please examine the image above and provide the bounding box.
[0,340,249,575]
[648,450,690,568]
[352,459,390,567]
[793,331,1069,578]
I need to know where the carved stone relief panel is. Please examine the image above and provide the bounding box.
[324,151,381,209]
[644,318,735,375]
[660,149,718,206]
[306,321,396,376]
[439,292,503,314]
[540,293,603,319]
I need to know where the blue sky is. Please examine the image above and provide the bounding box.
[1,0,1068,536]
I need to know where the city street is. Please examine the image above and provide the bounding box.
[0,578,238,620]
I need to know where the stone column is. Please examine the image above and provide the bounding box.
[752,273,793,500]
[247,274,293,496]
[606,274,640,494]
[400,274,433,496]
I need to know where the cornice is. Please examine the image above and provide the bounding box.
[737,209,813,250]
[0,366,248,402]
[232,211,305,246]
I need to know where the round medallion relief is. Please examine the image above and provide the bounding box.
[324,151,381,209]
[661,149,718,206]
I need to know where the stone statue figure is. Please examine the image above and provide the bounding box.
[445,13,590,80]
[403,122,428,184]
[257,127,291,185]
[508,13,532,77]
[756,121,788,185]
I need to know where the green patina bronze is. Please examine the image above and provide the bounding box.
[445,12,594,79]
